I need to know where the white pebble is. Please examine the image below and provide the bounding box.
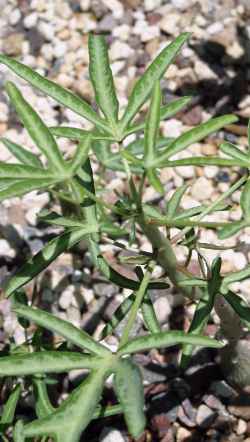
[53,40,67,58]
[144,0,162,11]
[38,21,55,41]
[191,177,213,201]
[162,119,183,138]
[9,8,21,25]
[110,40,134,61]
[204,165,219,178]
[23,12,38,28]
[0,102,9,123]
[0,239,15,258]
[102,0,124,19]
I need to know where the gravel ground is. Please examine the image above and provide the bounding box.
[1,1,250,441]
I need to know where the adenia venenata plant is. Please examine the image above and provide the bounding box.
[0,32,250,441]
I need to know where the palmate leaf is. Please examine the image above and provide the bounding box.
[158,156,248,168]
[88,34,119,130]
[12,302,111,357]
[153,114,239,167]
[0,162,53,179]
[20,366,110,442]
[114,358,145,439]
[0,352,100,376]
[119,32,190,131]
[5,227,97,296]
[1,384,21,425]
[49,126,115,141]
[6,82,65,172]
[69,133,92,174]
[118,330,224,355]
[0,54,110,134]
[1,137,43,168]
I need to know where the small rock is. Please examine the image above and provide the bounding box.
[162,119,183,138]
[194,60,217,81]
[98,14,117,32]
[0,239,15,258]
[204,166,219,179]
[93,283,117,298]
[9,8,21,25]
[203,394,225,412]
[144,0,162,11]
[3,33,24,56]
[151,413,171,437]
[171,0,192,10]
[23,12,38,28]
[99,427,126,442]
[0,102,9,123]
[176,427,192,441]
[38,21,55,41]
[53,41,67,58]
[160,13,180,36]
[153,296,171,324]
[236,419,247,435]
[227,41,244,59]
[102,0,124,19]
[181,105,203,126]
[191,177,213,201]
[80,0,91,10]
[196,404,216,428]
[110,40,134,61]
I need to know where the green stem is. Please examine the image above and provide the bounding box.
[119,262,154,348]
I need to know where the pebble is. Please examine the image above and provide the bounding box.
[236,419,247,435]
[3,33,24,56]
[194,60,218,80]
[0,102,9,123]
[110,40,134,61]
[196,404,217,428]
[160,13,180,36]
[210,380,237,399]
[176,427,192,441]
[0,239,15,258]
[99,428,126,442]
[23,12,38,28]
[9,8,21,26]
[162,119,183,138]
[191,176,213,201]
[153,296,171,325]
[144,0,162,11]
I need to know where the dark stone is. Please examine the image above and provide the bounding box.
[26,28,45,55]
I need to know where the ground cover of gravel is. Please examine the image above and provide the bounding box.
[2,1,250,441]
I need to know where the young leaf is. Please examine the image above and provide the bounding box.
[12,302,111,357]
[220,142,249,162]
[6,82,65,171]
[118,330,224,355]
[120,33,190,130]
[114,358,145,439]
[147,168,164,194]
[0,54,110,133]
[88,34,119,129]
[0,352,100,376]
[141,291,161,333]
[33,378,55,418]
[13,420,25,442]
[1,138,43,168]
[154,114,238,166]
[69,133,92,174]
[218,220,246,239]
[223,291,250,330]
[240,179,250,220]
[5,227,95,296]
[166,184,189,218]
[221,266,250,294]
[1,384,21,424]
[101,293,136,339]
[144,81,161,167]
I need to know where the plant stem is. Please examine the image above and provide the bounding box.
[119,262,154,348]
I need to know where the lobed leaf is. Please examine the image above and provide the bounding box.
[0,162,53,179]
[114,358,146,439]
[166,184,189,218]
[1,137,43,168]
[220,142,249,162]
[144,81,161,167]
[12,302,111,357]
[120,33,190,130]
[118,330,224,355]
[88,34,119,129]
[156,156,248,168]
[0,177,58,202]
[6,82,65,171]
[0,54,109,133]
[1,384,21,424]
[5,228,95,296]
[240,179,250,220]
[0,352,100,377]
[69,133,92,174]
[154,114,238,165]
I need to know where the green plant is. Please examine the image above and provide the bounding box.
[0,32,250,441]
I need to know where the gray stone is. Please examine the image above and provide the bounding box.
[196,404,217,428]
[99,427,126,442]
